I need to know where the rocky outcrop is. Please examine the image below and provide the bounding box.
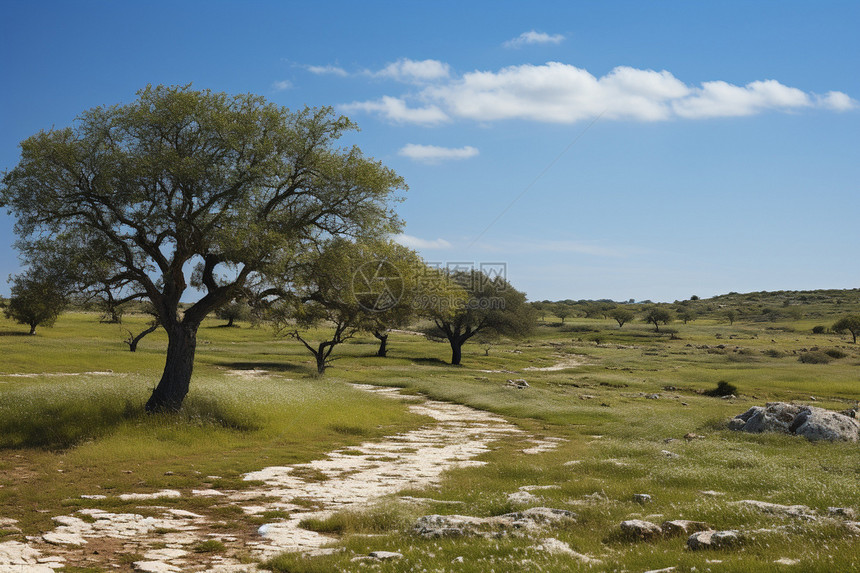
[619,519,662,540]
[414,507,576,538]
[728,402,860,441]
[687,529,741,550]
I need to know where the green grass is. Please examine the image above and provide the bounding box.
[2,302,860,571]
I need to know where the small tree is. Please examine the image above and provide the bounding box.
[608,308,634,328]
[216,301,251,327]
[4,273,67,335]
[833,315,860,344]
[724,309,737,326]
[422,270,535,365]
[678,309,696,324]
[553,304,574,324]
[267,239,379,375]
[643,307,673,332]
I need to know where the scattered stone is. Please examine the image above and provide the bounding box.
[684,432,705,441]
[42,531,87,546]
[133,560,182,573]
[506,379,529,389]
[79,494,107,500]
[699,490,725,497]
[646,394,660,400]
[661,520,710,537]
[828,507,857,519]
[729,402,860,441]
[687,529,741,550]
[563,460,582,467]
[368,551,402,560]
[775,558,800,565]
[118,489,182,501]
[579,394,596,400]
[633,494,652,504]
[660,450,679,459]
[535,537,599,563]
[619,519,662,540]
[507,490,539,504]
[644,568,677,573]
[451,556,464,563]
[735,500,816,520]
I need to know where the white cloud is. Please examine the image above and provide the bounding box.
[272,80,292,91]
[393,233,452,249]
[343,61,855,125]
[398,143,479,163]
[817,90,857,111]
[672,79,811,119]
[505,30,565,48]
[307,65,349,77]
[374,58,450,82]
[340,96,448,125]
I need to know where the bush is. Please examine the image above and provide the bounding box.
[799,351,831,364]
[812,325,826,334]
[704,381,737,397]
[762,349,785,358]
[824,349,848,359]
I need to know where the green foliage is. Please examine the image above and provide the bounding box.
[824,349,847,359]
[832,315,860,343]
[642,306,673,332]
[812,325,826,334]
[608,307,634,328]
[4,273,67,334]
[0,84,405,410]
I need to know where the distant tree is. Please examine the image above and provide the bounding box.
[553,304,574,324]
[690,295,700,301]
[216,300,251,327]
[608,308,634,328]
[833,315,860,344]
[423,271,535,365]
[643,307,673,332]
[678,309,697,324]
[4,273,67,335]
[724,309,737,326]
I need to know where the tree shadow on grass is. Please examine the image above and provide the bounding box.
[0,330,34,337]
[216,361,308,374]
[410,357,451,367]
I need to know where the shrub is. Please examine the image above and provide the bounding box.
[824,349,848,359]
[799,351,831,364]
[762,349,785,358]
[812,325,826,334]
[704,381,738,397]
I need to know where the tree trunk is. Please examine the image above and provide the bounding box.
[28,323,36,335]
[375,331,388,357]
[315,347,327,375]
[227,316,234,327]
[450,339,463,365]
[145,321,198,412]
[128,324,159,352]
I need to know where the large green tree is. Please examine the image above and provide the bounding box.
[0,85,404,411]
[423,271,535,365]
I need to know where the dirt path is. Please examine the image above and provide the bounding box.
[1,384,554,572]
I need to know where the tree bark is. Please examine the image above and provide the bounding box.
[315,344,327,374]
[450,339,463,365]
[28,323,36,335]
[145,321,198,412]
[374,331,388,357]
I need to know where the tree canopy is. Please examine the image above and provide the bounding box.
[0,84,405,410]
[833,315,860,343]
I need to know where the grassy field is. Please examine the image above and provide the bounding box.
[1,295,859,572]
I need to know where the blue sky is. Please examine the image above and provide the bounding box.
[1,1,858,302]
